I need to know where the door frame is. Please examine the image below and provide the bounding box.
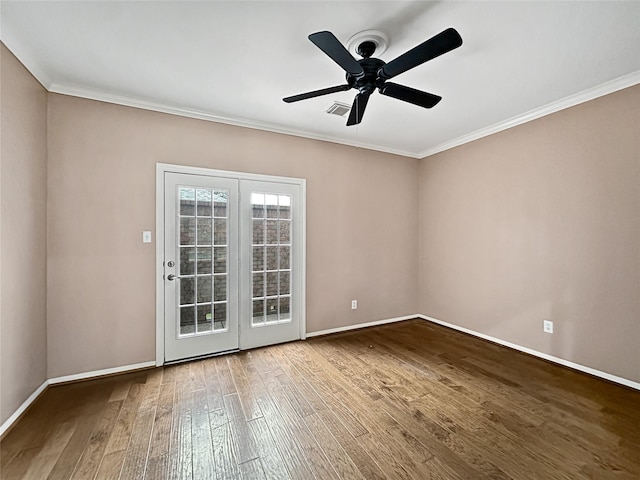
[155,163,307,366]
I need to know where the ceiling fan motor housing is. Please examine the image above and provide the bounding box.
[347,56,387,95]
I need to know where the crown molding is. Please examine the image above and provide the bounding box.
[7,30,637,161]
[418,70,640,159]
[3,30,416,157]
[48,71,640,161]
[47,83,420,159]
[1,36,52,89]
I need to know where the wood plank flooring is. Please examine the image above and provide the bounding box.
[1,319,639,479]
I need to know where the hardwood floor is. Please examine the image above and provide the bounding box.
[1,319,639,479]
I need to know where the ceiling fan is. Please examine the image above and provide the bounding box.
[283,28,463,126]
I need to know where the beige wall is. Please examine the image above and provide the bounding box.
[2,41,639,428]
[418,84,640,383]
[0,44,48,425]
[46,94,419,378]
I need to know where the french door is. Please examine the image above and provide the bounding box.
[239,180,302,350]
[160,167,304,363]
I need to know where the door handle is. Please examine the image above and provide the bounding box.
[167,274,180,281]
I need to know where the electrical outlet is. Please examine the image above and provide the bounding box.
[351,300,357,310]
[543,319,554,334]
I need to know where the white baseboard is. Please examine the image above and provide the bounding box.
[48,361,156,385]
[0,380,48,438]
[1,361,156,438]
[4,314,638,438]
[418,314,640,391]
[306,314,417,338]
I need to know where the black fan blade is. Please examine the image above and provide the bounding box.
[379,82,442,109]
[283,84,351,103]
[379,28,462,80]
[346,92,370,126]
[309,31,364,77]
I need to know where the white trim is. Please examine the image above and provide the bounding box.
[419,71,640,158]
[155,165,165,366]
[299,180,307,341]
[306,314,417,338]
[4,311,637,437]
[418,315,640,392]
[155,163,307,364]
[0,361,157,438]
[4,30,638,161]
[49,84,419,159]
[48,361,156,385]
[0,37,52,90]
[0,380,48,438]
[156,163,306,186]
[49,71,640,161]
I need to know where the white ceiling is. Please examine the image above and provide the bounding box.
[2,1,639,158]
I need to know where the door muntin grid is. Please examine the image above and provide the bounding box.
[251,193,292,326]
[177,186,229,337]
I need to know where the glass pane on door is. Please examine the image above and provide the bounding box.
[251,193,292,326]
[177,187,229,336]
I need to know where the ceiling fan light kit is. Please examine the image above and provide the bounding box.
[283,27,463,126]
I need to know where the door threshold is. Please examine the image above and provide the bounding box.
[164,348,240,366]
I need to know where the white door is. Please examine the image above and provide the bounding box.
[161,167,305,363]
[240,180,303,350]
[164,173,239,362]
